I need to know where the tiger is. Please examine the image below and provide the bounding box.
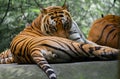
[0,2,89,64]
[88,14,120,49]
[0,3,119,79]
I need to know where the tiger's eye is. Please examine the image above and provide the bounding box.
[59,15,64,17]
[51,16,55,19]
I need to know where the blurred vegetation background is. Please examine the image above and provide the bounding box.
[0,0,120,52]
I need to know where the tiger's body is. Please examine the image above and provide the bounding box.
[0,4,119,79]
[88,15,120,49]
[10,34,119,79]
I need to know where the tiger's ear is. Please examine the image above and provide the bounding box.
[62,0,69,10]
[39,4,47,14]
[41,8,47,14]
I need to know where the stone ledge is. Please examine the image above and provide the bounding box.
[0,61,119,79]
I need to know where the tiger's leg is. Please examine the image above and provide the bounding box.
[31,38,119,63]
[0,49,15,64]
[40,39,119,61]
[79,43,119,60]
[31,50,56,79]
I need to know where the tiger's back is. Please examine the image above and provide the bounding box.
[88,15,120,49]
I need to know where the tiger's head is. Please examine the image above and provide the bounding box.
[40,4,72,38]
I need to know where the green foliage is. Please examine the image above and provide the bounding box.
[0,0,120,52]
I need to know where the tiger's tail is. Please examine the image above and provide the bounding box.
[0,49,15,64]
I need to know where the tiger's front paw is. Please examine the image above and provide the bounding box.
[93,46,120,59]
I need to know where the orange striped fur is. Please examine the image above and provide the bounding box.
[88,15,120,49]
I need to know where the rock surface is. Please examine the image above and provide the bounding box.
[0,61,119,79]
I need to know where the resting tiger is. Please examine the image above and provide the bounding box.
[88,14,120,49]
[0,3,119,79]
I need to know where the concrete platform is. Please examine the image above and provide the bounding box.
[0,61,119,79]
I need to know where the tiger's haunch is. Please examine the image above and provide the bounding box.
[88,15,120,49]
